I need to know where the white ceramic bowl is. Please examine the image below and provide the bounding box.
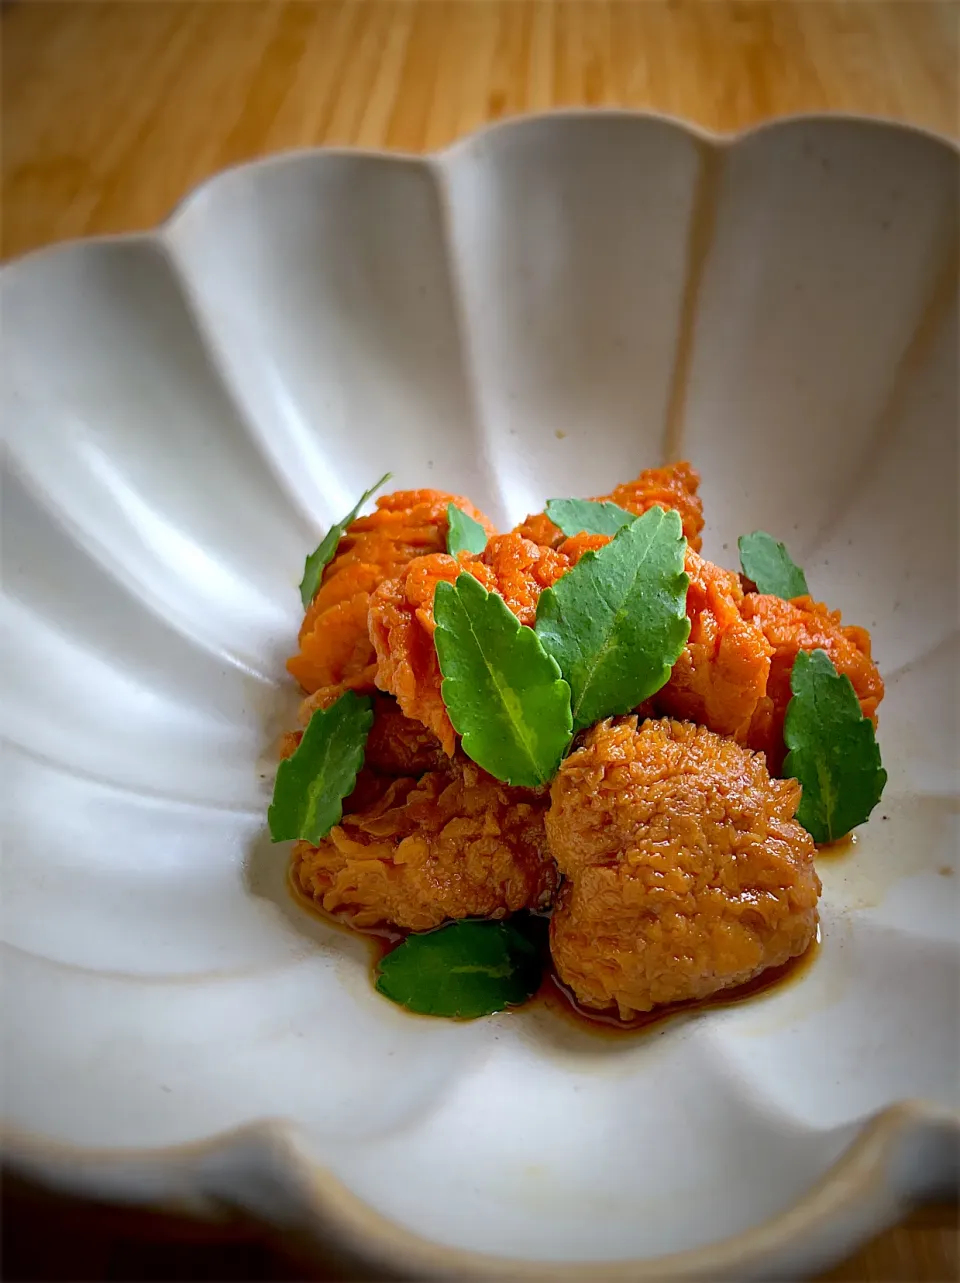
[3,112,958,1280]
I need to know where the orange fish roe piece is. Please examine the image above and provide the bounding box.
[369,533,575,753]
[607,461,704,551]
[288,489,495,696]
[514,461,704,552]
[656,551,773,743]
[740,593,884,773]
[371,531,773,758]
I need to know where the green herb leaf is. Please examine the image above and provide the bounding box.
[446,503,488,557]
[434,572,572,787]
[375,919,542,1018]
[783,649,887,844]
[268,691,373,843]
[535,506,690,732]
[738,530,809,599]
[544,498,636,538]
[299,473,392,608]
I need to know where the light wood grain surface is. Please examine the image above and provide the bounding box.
[2,2,958,1280]
[3,0,958,258]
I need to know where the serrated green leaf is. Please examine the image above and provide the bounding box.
[544,498,636,538]
[738,530,809,599]
[268,691,373,843]
[434,573,572,787]
[446,503,488,557]
[783,649,887,844]
[535,507,690,732]
[299,472,392,608]
[375,919,542,1018]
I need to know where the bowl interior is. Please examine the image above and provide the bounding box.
[2,113,958,1269]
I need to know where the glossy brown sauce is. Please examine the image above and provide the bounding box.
[287,864,405,948]
[532,930,820,1038]
[289,863,821,1038]
[815,832,858,859]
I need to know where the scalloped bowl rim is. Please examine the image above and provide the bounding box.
[3,108,958,277]
[3,108,958,1280]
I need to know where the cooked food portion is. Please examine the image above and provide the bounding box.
[287,592,375,706]
[288,489,495,695]
[605,461,705,551]
[294,757,556,932]
[296,691,446,777]
[741,593,884,772]
[478,513,774,750]
[547,717,821,1018]
[369,532,577,752]
[656,551,773,743]
[362,693,447,777]
[275,460,887,1024]
[384,520,771,751]
[352,484,877,778]
[514,461,704,551]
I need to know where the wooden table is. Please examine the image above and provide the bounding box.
[2,2,957,1280]
[3,0,958,258]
